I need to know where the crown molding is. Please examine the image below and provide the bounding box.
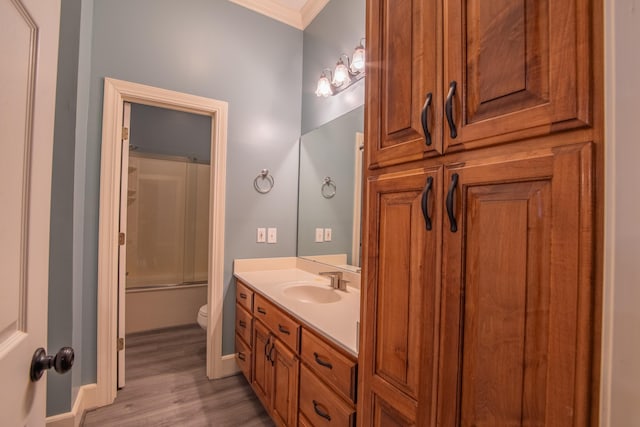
[301,0,330,28]
[229,0,329,30]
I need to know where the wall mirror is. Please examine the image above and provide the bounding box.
[297,106,364,271]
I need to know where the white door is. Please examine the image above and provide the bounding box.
[0,0,61,425]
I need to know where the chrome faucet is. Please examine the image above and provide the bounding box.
[319,271,349,291]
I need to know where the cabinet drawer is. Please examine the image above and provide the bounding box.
[236,280,253,312]
[254,294,300,352]
[235,303,252,347]
[300,328,357,403]
[299,364,355,427]
[235,334,252,383]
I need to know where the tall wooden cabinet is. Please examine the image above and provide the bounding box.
[360,0,602,425]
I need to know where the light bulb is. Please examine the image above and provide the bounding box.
[315,74,332,97]
[351,45,365,73]
[332,60,351,87]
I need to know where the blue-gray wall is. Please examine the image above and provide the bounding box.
[301,0,366,134]
[49,0,302,415]
[82,0,302,372]
[47,0,81,417]
[130,104,212,162]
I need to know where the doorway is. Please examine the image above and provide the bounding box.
[117,102,213,388]
[96,78,233,408]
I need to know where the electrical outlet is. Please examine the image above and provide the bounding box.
[315,228,324,242]
[267,227,277,243]
[257,228,266,243]
[324,228,332,242]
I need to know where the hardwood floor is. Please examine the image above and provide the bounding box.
[82,325,273,427]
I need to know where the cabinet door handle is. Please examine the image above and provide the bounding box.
[239,292,247,299]
[264,335,271,358]
[446,173,459,233]
[421,92,433,146]
[268,343,275,366]
[312,400,332,421]
[238,320,246,328]
[421,176,433,231]
[278,324,290,335]
[257,307,266,315]
[237,352,246,361]
[313,352,333,369]
[445,81,458,139]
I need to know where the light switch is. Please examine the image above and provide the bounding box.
[324,228,332,241]
[267,227,277,243]
[315,228,324,242]
[257,228,266,243]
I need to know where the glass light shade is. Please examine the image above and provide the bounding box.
[332,60,351,87]
[351,46,365,73]
[315,74,332,97]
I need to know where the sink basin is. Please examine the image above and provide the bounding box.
[282,285,341,304]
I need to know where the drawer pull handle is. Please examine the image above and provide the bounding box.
[238,320,246,328]
[257,307,267,315]
[239,293,247,299]
[278,324,290,335]
[313,352,333,369]
[237,352,246,361]
[312,400,331,421]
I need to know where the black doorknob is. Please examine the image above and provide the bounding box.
[30,346,75,382]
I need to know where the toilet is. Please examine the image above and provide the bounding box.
[197,304,208,330]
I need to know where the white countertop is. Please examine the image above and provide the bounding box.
[233,268,360,357]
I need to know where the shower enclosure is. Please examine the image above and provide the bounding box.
[125,152,210,332]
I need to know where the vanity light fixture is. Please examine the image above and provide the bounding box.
[315,38,366,97]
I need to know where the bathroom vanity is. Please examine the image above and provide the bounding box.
[234,258,360,427]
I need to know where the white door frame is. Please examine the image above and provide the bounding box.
[96,78,230,406]
[351,132,364,267]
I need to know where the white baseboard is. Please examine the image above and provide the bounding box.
[46,383,98,427]
[217,354,240,378]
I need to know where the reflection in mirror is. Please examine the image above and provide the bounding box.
[297,106,364,270]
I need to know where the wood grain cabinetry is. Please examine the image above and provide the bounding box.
[235,280,254,383]
[361,0,602,425]
[367,0,593,168]
[442,0,591,152]
[271,339,299,426]
[367,0,440,167]
[360,167,442,425]
[300,329,358,404]
[299,364,356,426]
[437,144,594,425]
[250,300,300,427]
[236,280,358,426]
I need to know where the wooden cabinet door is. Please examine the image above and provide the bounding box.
[371,394,417,427]
[252,321,272,410]
[271,339,299,427]
[360,167,442,425]
[438,143,594,425]
[367,0,440,168]
[443,0,591,152]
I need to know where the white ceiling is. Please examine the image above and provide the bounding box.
[229,0,330,30]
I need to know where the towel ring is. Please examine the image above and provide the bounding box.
[321,176,336,199]
[254,169,274,194]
